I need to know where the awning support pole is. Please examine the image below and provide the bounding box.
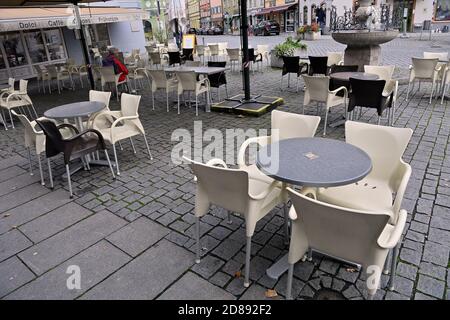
[73,2,95,90]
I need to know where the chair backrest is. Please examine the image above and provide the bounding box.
[257,45,269,55]
[99,66,116,82]
[423,20,432,31]
[411,57,438,78]
[182,48,194,61]
[89,90,111,109]
[271,110,320,142]
[121,93,141,117]
[168,43,179,52]
[35,119,64,157]
[218,42,228,54]
[19,79,28,93]
[131,48,140,57]
[46,65,58,77]
[423,51,448,61]
[227,48,240,60]
[196,45,206,55]
[207,61,227,86]
[349,78,386,109]
[208,44,219,55]
[187,158,249,214]
[327,52,343,67]
[363,65,395,82]
[309,56,328,75]
[7,77,15,90]
[150,52,161,64]
[345,121,413,186]
[330,65,359,74]
[11,110,39,147]
[176,71,198,91]
[168,51,181,65]
[302,75,330,102]
[288,187,390,268]
[282,56,300,74]
[148,70,169,89]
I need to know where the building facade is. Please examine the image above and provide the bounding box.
[200,0,211,28]
[187,0,201,29]
[0,0,147,82]
[210,0,224,27]
[248,0,265,26]
[222,0,239,33]
[141,0,167,42]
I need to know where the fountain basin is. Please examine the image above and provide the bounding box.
[332,30,399,70]
[332,30,399,47]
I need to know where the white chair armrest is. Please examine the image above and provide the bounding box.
[205,158,228,168]
[329,86,348,96]
[248,180,281,200]
[111,115,139,129]
[377,209,407,249]
[237,136,271,169]
[392,160,412,217]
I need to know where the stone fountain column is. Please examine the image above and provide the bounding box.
[331,0,398,71]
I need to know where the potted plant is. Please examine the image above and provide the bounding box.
[270,37,307,68]
[304,23,321,41]
[296,25,307,40]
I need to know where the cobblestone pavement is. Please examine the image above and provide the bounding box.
[1,35,450,300]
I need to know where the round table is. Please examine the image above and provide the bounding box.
[330,71,379,83]
[256,138,372,187]
[256,138,372,281]
[44,101,105,130]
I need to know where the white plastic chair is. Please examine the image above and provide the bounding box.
[218,42,228,57]
[11,111,46,185]
[68,64,88,88]
[92,93,153,175]
[423,51,448,61]
[186,156,284,288]
[327,52,344,67]
[208,44,220,62]
[196,45,209,64]
[85,90,111,129]
[1,77,14,94]
[46,65,74,94]
[176,71,210,116]
[286,187,407,300]
[227,48,241,72]
[99,66,129,101]
[302,121,412,228]
[0,79,37,128]
[406,58,441,104]
[148,70,178,112]
[256,45,270,67]
[302,75,347,136]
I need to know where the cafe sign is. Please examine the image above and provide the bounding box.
[0,13,149,32]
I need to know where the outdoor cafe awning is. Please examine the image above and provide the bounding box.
[0,6,149,32]
[259,3,297,15]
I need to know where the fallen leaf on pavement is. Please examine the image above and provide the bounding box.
[234,271,242,278]
[265,289,278,298]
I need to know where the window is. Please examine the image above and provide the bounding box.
[44,29,66,60]
[435,0,450,21]
[1,32,28,67]
[23,30,46,63]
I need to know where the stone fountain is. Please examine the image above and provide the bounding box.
[331,0,399,71]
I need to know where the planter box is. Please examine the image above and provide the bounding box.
[270,49,307,68]
[304,31,321,41]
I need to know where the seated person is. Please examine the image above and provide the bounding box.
[102,48,129,82]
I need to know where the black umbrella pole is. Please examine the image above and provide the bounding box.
[240,0,251,101]
[79,26,95,90]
